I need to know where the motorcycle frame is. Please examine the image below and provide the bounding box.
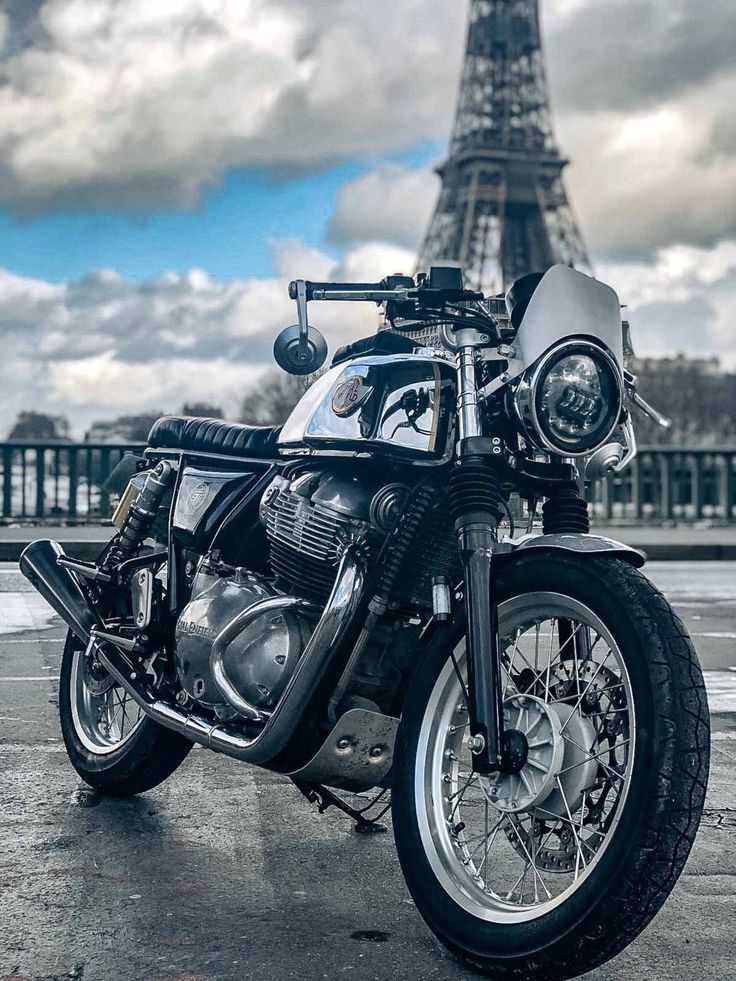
[20,266,646,784]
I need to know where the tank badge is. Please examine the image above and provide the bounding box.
[184,481,210,515]
[331,374,372,417]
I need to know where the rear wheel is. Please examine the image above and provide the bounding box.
[59,630,193,795]
[392,555,710,979]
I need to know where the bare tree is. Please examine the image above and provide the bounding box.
[631,356,736,447]
[182,402,223,418]
[85,412,165,443]
[240,370,318,426]
[7,411,71,441]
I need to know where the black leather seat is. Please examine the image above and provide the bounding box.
[147,416,282,457]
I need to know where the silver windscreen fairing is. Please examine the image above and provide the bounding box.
[507,265,624,380]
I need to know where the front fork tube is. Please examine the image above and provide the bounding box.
[458,522,505,774]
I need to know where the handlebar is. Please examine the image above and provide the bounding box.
[289,280,384,301]
[286,274,493,341]
[288,278,484,306]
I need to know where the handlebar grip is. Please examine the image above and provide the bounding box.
[289,280,384,300]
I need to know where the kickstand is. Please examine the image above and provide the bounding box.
[292,779,391,834]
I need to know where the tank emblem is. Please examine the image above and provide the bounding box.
[184,481,210,515]
[331,374,372,417]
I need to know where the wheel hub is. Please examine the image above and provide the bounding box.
[480,693,598,817]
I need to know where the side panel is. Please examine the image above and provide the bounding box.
[172,465,273,552]
[278,355,455,463]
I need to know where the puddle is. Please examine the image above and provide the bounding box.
[350,930,392,943]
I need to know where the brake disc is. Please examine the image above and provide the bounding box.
[82,652,114,696]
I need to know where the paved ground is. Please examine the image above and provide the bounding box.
[1,562,734,981]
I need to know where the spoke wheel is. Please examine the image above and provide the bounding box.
[70,646,145,755]
[417,592,634,923]
[392,555,709,978]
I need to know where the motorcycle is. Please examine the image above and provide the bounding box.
[20,264,710,979]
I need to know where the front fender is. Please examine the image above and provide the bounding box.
[497,533,645,569]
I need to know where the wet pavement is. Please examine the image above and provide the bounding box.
[1,562,735,981]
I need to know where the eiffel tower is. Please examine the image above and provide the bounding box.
[419,0,589,295]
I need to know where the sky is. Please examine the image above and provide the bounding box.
[1,0,735,436]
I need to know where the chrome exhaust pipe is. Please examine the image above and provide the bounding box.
[97,547,366,767]
[20,539,367,770]
[19,540,97,644]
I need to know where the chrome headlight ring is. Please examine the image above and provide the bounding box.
[511,340,624,457]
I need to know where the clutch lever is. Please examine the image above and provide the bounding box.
[624,370,671,429]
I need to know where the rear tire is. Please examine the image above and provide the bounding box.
[59,630,193,795]
[392,555,710,979]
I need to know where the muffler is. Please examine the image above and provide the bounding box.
[19,540,97,644]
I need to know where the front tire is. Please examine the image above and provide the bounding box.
[59,630,193,795]
[392,555,709,979]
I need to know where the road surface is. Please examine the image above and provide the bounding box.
[1,562,734,980]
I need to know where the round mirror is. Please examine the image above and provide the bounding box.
[273,324,327,376]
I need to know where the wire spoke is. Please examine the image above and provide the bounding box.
[557,738,631,777]
[505,815,552,900]
[558,648,614,735]
[433,605,634,918]
[561,732,627,783]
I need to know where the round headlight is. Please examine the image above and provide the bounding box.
[512,341,623,456]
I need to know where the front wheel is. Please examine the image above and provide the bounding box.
[392,555,710,980]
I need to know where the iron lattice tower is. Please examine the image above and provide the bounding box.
[419,0,589,295]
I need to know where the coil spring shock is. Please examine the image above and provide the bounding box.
[542,481,590,535]
[448,456,504,530]
[370,483,436,613]
[102,460,173,572]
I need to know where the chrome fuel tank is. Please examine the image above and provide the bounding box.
[278,355,455,463]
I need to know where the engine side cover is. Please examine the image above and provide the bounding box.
[174,567,311,710]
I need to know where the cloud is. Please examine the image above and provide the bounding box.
[558,77,736,259]
[2,0,736,395]
[2,0,736,264]
[0,239,411,435]
[326,165,438,253]
[599,242,736,363]
[0,0,464,215]
[545,0,736,114]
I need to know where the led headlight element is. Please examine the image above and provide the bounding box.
[512,341,623,456]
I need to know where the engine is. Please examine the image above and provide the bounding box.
[260,469,406,601]
[174,558,312,712]
[173,469,407,717]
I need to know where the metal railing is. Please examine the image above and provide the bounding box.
[0,442,733,526]
[0,442,145,524]
[588,448,735,525]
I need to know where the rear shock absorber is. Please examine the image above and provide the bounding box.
[101,460,174,573]
[542,481,590,535]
